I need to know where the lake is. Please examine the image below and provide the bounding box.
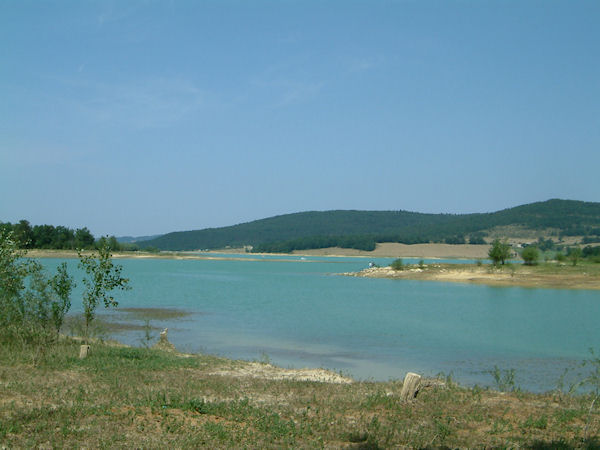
[42,255,599,392]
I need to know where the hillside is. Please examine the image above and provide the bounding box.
[116,234,162,244]
[139,199,600,252]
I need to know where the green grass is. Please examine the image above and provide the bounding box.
[1,339,599,447]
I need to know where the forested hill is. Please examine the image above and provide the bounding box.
[138,199,600,252]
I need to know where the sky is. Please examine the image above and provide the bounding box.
[1,1,599,237]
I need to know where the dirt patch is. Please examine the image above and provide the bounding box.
[208,361,353,384]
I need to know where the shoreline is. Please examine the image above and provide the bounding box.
[344,263,600,290]
[25,242,492,261]
[25,248,600,290]
[4,338,596,447]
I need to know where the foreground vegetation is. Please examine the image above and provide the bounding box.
[1,338,599,448]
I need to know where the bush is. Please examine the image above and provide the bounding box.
[521,246,540,266]
[78,242,131,342]
[469,233,487,245]
[0,231,74,347]
[567,247,582,266]
[390,258,405,271]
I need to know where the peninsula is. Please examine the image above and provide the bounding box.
[344,262,600,290]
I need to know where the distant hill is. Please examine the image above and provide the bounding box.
[138,199,600,252]
[116,234,162,244]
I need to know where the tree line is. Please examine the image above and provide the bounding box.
[0,220,136,251]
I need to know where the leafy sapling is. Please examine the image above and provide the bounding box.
[50,262,75,338]
[78,240,131,344]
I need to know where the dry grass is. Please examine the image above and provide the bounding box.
[1,339,598,448]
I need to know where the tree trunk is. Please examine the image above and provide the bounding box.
[400,372,422,401]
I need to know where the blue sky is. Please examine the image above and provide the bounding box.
[1,1,599,237]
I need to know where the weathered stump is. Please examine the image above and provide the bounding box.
[79,344,90,359]
[153,328,176,352]
[159,328,168,343]
[400,372,422,401]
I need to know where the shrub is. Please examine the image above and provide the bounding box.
[78,241,131,342]
[521,246,540,265]
[390,258,404,271]
[0,231,74,347]
[469,233,487,245]
[567,247,582,266]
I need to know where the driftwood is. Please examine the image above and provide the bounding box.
[400,372,422,401]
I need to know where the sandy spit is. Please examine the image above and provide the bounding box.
[344,265,600,290]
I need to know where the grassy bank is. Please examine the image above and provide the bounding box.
[1,339,599,448]
[348,261,600,290]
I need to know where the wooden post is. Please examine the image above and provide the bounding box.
[79,344,90,359]
[400,372,422,401]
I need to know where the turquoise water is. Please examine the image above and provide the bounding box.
[42,257,599,392]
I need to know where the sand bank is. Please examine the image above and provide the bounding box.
[26,243,492,261]
[344,264,600,290]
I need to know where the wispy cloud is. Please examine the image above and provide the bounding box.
[69,77,206,129]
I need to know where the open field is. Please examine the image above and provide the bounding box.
[1,339,599,448]
[346,262,600,290]
[293,242,492,259]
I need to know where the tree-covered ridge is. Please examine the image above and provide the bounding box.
[139,199,600,252]
[0,220,96,250]
[0,220,134,251]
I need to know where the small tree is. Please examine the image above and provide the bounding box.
[521,246,540,266]
[568,247,583,266]
[78,240,130,342]
[390,258,405,271]
[488,239,511,266]
[49,262,75,338]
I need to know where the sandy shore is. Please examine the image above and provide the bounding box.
[344,264,600,290]
[26,243,492,261]
[24,249,268,262]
